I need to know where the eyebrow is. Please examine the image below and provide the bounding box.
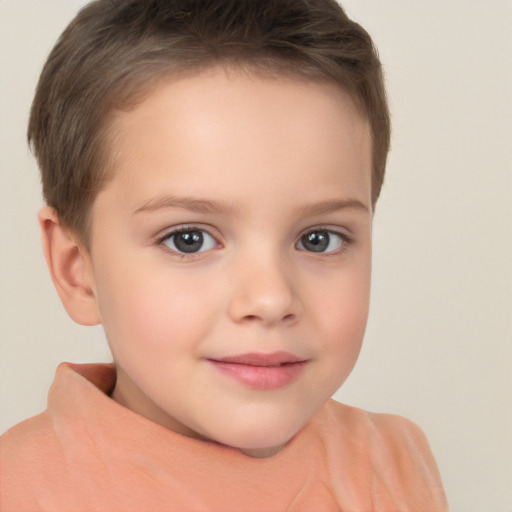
[133,195,369,216]
[297,198,370,216]
[133,195,241,216]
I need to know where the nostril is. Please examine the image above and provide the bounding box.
[241,313,295,324]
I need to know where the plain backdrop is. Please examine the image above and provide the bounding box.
[1,1,511,511]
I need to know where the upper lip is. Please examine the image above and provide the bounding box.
[210,351,306,367]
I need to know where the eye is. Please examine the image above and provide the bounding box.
[160,228,217,254]
[296,229,346,254]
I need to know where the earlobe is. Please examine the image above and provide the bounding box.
[38,206,101,326]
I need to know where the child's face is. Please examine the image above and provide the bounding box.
[85,67,373,457]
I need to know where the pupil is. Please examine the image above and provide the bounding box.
[303,231,329,252]
[175,231,203,253]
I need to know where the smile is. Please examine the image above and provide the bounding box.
[207,352,309,390]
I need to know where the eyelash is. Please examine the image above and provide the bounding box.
[156,225,217,261]
[297,228,352,257]
[155,225,353,260]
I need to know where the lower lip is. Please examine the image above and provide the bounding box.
[208,360,308,390]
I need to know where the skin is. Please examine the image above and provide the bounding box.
[41,67,373,458]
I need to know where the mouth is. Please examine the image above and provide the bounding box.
[207,351,309,390]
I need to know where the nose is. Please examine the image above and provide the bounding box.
[227,252,302,327]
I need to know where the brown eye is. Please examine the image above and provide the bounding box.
[296,230,344,253]
[162,229,216,254]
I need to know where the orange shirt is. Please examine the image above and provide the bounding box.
[1,363,448,511]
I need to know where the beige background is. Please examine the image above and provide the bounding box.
[1,1,511,510]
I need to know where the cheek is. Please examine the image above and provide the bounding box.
[311,263,371,358]
[94,260,223,357]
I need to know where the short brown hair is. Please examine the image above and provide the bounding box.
[28,0,390,245]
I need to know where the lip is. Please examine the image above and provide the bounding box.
[207,351,309,390]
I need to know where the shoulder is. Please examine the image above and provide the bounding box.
[321,399,439,466]
[1,411,56,459]
[321,398,434,449]
[1,412,63,511]
[317,400,449,510]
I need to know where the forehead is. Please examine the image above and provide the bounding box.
[101,67,372,211]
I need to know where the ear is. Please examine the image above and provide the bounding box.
[38,206,101,326]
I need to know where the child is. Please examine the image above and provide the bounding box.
[1,0,448,510]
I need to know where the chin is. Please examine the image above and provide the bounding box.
[238,444,287,458]
[229,430,296,458]
[206,412,307,458]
